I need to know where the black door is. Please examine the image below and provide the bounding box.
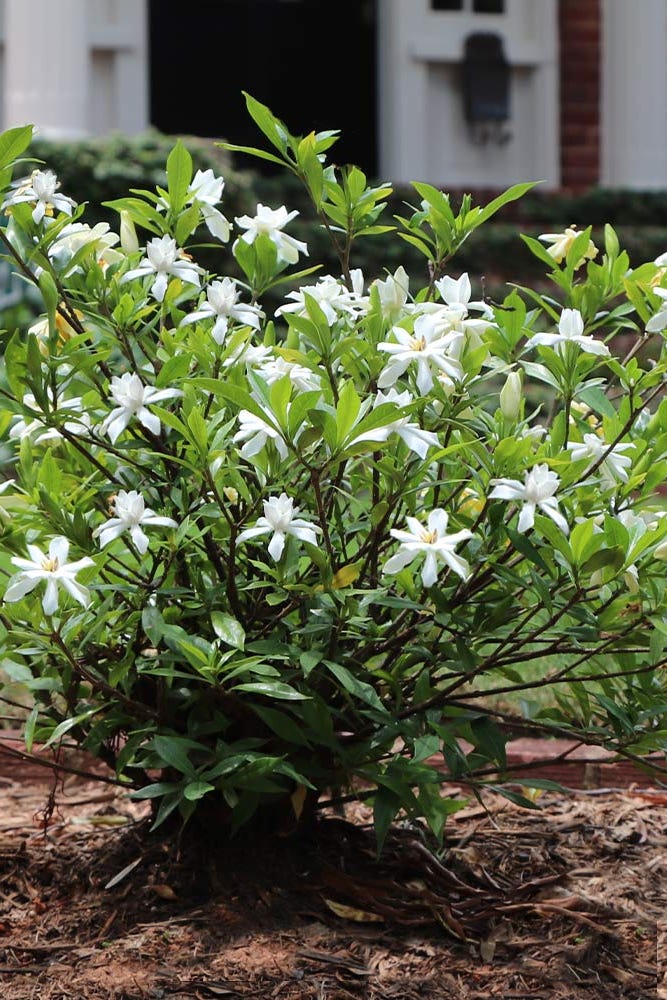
[149,0,377,177]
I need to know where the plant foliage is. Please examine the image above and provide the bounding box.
[0,98,666,851]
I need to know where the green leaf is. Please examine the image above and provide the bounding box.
[490,786,542,810]
[130,781,180,800]
[166,139,193,214]
[410,182,455,228]
[232,681,309,701]
[324,661,387,714]
[151,735,200,776]
[242,92,290,156]
[102,196,165,235]
[156,351,191,388]
[469,717,507,769]
[373,787,402,856]
[175,202,201,246]
[335,380,361,446]
[505,526,551,574]
[142,605,165,645]
[418,782,465,841]
[576,384,616,419]
[570,518,596,566]
[473,182,539,227]
[23,705,39,754]
[185,406,208,453]
[252,705,311,746]
[216,142,286,168]
[0,124,35,173]
[183,780,215,801]
[212,612,245,650]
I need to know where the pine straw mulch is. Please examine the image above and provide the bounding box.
[0,763,665,1000]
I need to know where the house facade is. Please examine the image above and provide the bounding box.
[0,0,664,193]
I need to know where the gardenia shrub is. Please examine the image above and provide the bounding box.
[1,94,666,850]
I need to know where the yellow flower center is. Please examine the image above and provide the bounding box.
[421,529,438,544]
[409,335,426,352]
[41,557,59,572]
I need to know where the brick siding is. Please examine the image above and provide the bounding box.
[559,0,601,191]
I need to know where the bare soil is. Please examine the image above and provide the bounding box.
[0,749,665,999]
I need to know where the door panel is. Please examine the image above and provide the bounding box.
[149,0,377,176]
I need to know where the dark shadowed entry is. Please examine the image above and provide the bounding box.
[149,0,378,178]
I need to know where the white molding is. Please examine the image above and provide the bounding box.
[4,0,89,138]
[378,0,559,189]
[601,0,667,189]
[0,0,148,137]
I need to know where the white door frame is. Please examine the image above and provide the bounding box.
[601,0,667,189]
[377,0,559,189]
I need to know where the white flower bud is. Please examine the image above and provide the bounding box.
[499,370,522,420]
[623,565,639,594]
[119,210,139,254]
[654,539,667,561]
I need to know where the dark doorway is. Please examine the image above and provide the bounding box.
[149,0,378,177]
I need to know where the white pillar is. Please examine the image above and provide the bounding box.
[4,0,89,139]
[601,0,667,188]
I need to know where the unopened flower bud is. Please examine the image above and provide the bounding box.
[119,210,139,254]
[499,370,522,420]
[223,487,239,504]
[623,564,639,594]
[654,539,667,561]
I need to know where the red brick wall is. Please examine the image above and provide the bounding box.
[559,0,601,191]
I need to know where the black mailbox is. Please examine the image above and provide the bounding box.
[461,32,511,141]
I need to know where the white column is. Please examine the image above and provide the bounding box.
[4,0,89,138]
[378,0,431,184]
[601,0,667,188]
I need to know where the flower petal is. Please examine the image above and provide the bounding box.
[42,578,60,615]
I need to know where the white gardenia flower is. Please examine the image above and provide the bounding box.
[48,221,122,272]
[235,204,308,264]
[371,266,411,322]
[4,536,94,615]
[259,356,322,393]
[524,308,610,357]
[377,313,464,395]
[233,408,289,460]
[9,392,90,444]
[276,273,366,326]
[434,272,492,317]
[349,388,440,459]
[102,371,183,444]
[537,226,598,267]
[180,278,263,344]
[187,169,231,242]
[616,508,646,537]
[223,342,273,373]
[567,433,633,487]
[2,169,76,224]
[121,235,201,302]
[93,490,177,554]
[384,508,472,587]
[489,463,569,535]
[646,286,667,333]
[236,492,320,561]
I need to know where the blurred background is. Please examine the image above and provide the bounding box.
[0,0,666,319]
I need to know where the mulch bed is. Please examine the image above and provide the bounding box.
[0,737,665,999]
